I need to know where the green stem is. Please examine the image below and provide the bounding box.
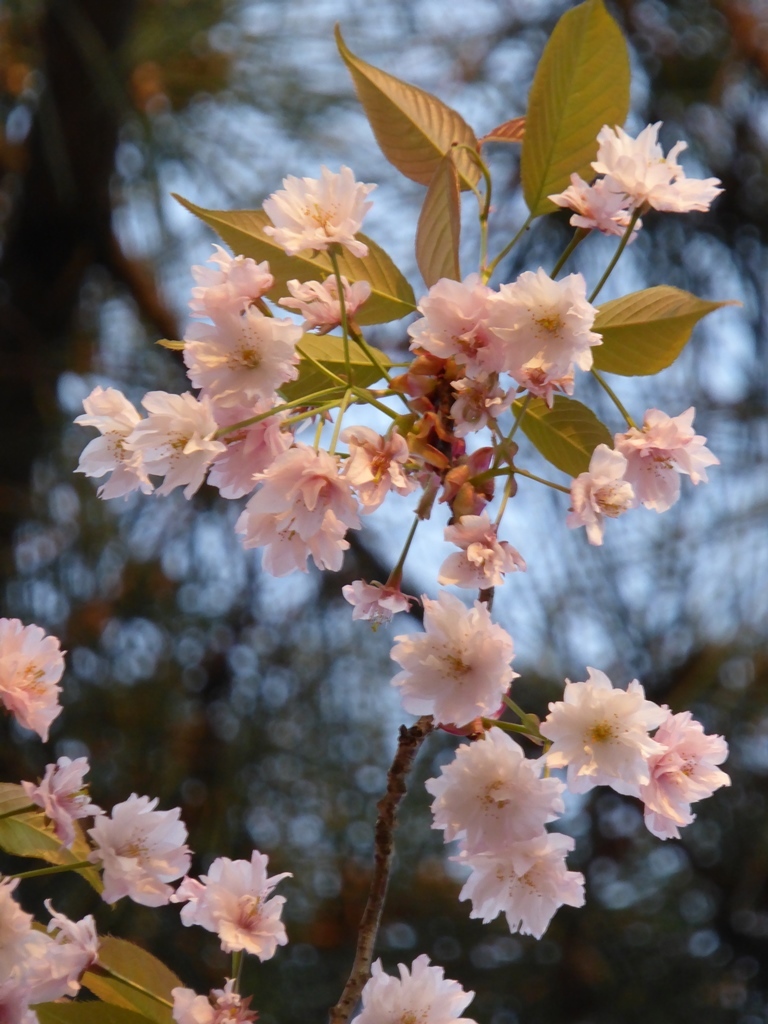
[296,344,348,388]
[502,695,544,741]
[484,212,534,282]
[313,414,326,450]
[511,466,571,494]
[493,394,530,471]
[349,386,399,421]
[387,515,420,587]
[550,227,589,278]
[588,209,641,304]
[482,718,544,745]
[591,368,637,429]
[8,859,93,880]
[0,804,35,820]
[212,388,345,439]
[329,390,353,455]
[282,401,341,429]
[455,144,493,272]
[232,950,244,994]
[328,248,352,383]
[349,325,391,384]
[494,471,517,527]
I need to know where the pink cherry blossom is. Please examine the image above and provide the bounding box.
[88,794,191,907]
[75,385,153,499]
[341,580,414,624]
[207,401,292,499]
[23,902,99,1003]
[126,391,226,498]
[541,667,668,797]
[438,513,525,589]
[459,834,585,939]
[449,375,512,437]
[390,591,518,727]
[174,851,291,959]
[548,173,641,238]
[614,407,719,512]
[352,954,477,1024]
[487,269,602,399]
[190,245,274,319]
[279,276,371,332]
[592,123,722,213]
[426,729,564,853]
[341,426,415,512]
[407,274,504,376]
[172,980,258,1024]
[0,619,64,742]
[22,756,102,849]
[0,979,37,1024]
[0,878,33,979]
[566,443,635,545]
[183,306,302,407]
[236,444,361,575]
[641,710,730,839]
[263,166,375,257]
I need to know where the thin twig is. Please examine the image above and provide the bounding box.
[329,715,434,1024]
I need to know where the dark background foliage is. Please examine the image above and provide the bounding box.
[0,1,767,1022]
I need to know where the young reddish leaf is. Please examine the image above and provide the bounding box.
[593,287,736,376]
[416,152,461,288]
[513,395,613,478]
[173,196,416,325]
[479,117,526,147]
[335,26,480,191]
[521,0,630,217]
[280,334,391,401]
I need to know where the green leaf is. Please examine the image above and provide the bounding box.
[0,782,34,816]
[335,26,480,191]
[36,1004,155,1024]
[279,333,392,402]
[593,286,734,376]
[0,788,101,891]
[156,339,185,351]
[416,152,461,287]
[81,936,180,1024]
[521,0,630,217]
[173,196,416,325]
[514,395,612,477]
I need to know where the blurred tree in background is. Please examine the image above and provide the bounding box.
[0,1,767,1022]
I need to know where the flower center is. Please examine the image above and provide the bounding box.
[589,720,614,744]
[534,312,562,334]
[237,893,262,928]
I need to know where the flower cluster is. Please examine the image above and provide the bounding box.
[61,95,731,1015]
[419,665,729,939]
[0,879,98,1021]
[549,122,722,236]
[567,407,718,545]
[427,729,583,939]
[541,668,730,836]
